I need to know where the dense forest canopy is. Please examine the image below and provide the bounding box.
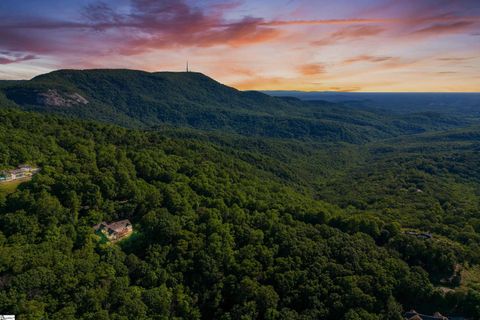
[1,70,480,319]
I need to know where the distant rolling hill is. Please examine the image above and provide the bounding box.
[0,69,472,142]
[263,90,480,115]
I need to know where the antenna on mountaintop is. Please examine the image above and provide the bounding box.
[186,60,189,72]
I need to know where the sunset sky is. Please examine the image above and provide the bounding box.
[0,0,479,92]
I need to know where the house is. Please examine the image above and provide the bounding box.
[11,169,25,179]
[0,164,40,183]
[94,219,133,241]
[18,164,33,171]
[404,310,448,320]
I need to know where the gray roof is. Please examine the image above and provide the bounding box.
[106,219,132,232]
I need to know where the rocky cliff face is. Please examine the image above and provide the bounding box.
[37,89,88,107]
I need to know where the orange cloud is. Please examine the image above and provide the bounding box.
[199,18,281,47]
[232,75,364,92]
[327,86,362,92]
[297,63,326,75]
[233,76,291,90]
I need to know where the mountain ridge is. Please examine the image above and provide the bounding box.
[0,69,472,142]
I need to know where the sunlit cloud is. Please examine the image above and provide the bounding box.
[297,63,326,75]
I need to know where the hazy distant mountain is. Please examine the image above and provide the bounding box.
[263,90,480,114]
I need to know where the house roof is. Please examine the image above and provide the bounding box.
[107,219,132,232]
[1,165,38,175]
[94,219,131,233]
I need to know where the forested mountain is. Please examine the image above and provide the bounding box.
[1,70,480,319]
[0,69,470,142]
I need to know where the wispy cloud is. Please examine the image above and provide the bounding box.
[263,18,391,26]
[312,25,385,46]
[437,56,475,61]
[343,55,396,64]
[0,52,36,65]
[411,21,475,36]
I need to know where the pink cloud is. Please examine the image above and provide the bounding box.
[82,1,281,52]
[411,21,475,35]
[312,25,385,46]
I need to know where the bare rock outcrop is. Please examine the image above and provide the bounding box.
[37,89,88,107]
